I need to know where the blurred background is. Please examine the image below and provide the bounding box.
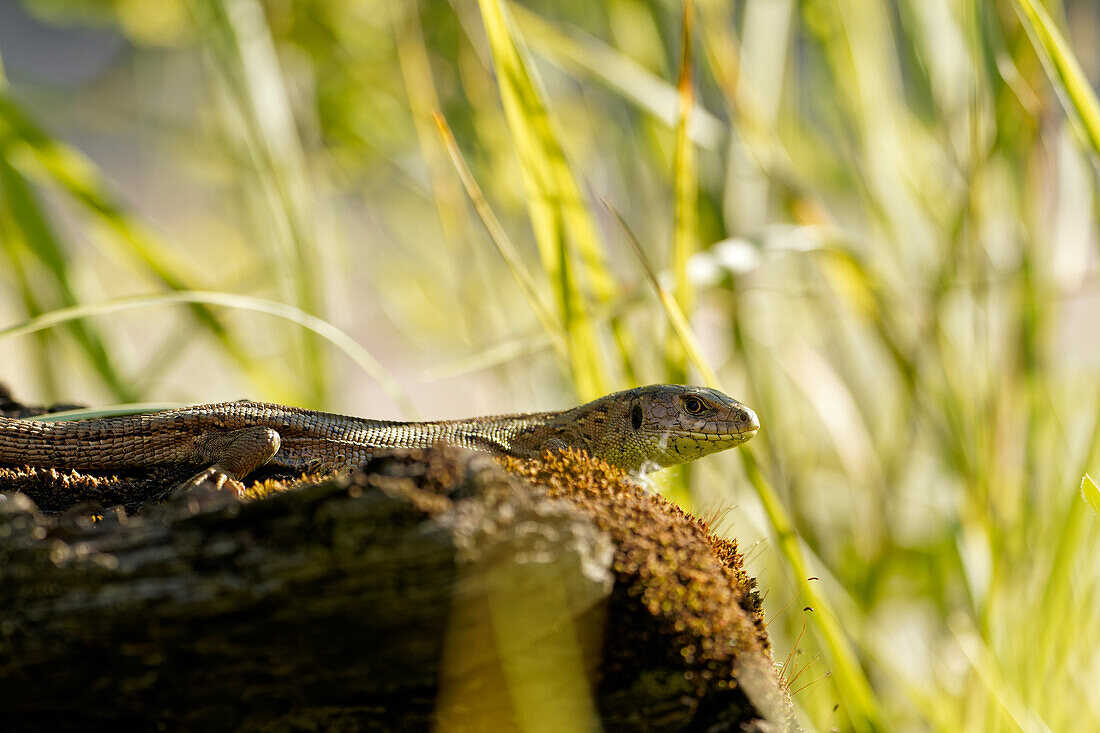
[1,0,1099,730]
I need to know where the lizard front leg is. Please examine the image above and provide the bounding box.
[173,426,282,496]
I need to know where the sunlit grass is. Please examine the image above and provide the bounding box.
[1013,0,1100,155]
[1,0,1099,730]
[668,0,697,388]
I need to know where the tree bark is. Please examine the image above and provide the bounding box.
[0,440,795,731]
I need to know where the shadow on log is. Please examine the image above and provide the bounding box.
[0,391,797,731]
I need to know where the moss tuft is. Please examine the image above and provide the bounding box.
[498,448,773,693]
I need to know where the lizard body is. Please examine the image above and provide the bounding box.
[0,385,758,490]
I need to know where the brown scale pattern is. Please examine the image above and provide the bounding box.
[0,385,759,483]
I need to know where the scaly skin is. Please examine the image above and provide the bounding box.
[0,385,759,488]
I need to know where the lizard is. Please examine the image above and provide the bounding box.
[0,384,758,495]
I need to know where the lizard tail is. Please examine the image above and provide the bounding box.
[0,416,87,467]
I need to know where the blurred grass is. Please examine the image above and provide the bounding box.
[1013,0,1100,155]
[0,153,134,402]
[0,291,414,414]
[0,86,295,401]
[432,110,567,357]
[188,0,328,404]
[2,0,1100,730]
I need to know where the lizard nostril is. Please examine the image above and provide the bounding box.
[736,410,747,422]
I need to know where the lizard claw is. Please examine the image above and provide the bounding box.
[169,465,247,508]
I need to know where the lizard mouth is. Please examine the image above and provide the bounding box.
[680,428,757,442]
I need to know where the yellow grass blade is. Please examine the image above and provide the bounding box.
[475,0,615,399]
[603,201,715,387]
[388,0,468,246]
[1083,475,1100,517]
[667,0,697,386]
[1012,0,1100,157]
[508,2,725,150]
[432,111,567,358]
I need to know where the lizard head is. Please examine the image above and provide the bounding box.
[592,384,759,473]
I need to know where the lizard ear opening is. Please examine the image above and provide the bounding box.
[631,402,643,430]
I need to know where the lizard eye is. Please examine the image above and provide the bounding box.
[682,397,705,415]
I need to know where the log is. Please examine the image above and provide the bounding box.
[0,390,796,731]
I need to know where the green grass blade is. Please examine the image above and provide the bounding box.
[27,404,188,422]
[739,449,885,732]
[0,93,202,288]
[475,0,614,400]
[1011,0,1100,157]
[0,198,61,397]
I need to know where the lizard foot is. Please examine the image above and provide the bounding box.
[169,464,247,508]
[304,457,345,476]
[167,425,280,505]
